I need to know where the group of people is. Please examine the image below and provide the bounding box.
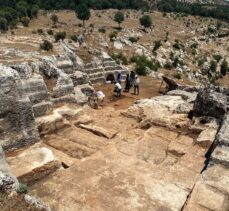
[114,71,140,97]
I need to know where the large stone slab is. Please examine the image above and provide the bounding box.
[79,124,117,139]
[7,144,61,184]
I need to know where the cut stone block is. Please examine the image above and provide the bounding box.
[7,145,61,184]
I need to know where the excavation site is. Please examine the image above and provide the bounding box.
[0,1,229,211]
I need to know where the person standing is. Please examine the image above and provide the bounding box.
[124,73,131,92]
[116,72,121,84]
[130,70,136,89]
[134,75,140,95]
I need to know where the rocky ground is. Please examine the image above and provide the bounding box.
[0,8,229,211]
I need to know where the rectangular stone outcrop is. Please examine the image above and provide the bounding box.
[7,144,61,185]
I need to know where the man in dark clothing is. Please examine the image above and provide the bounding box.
[130,71,136,89]
[124,73,131,92]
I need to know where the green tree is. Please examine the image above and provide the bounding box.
[220,59,229,76]
[75,3,90,26]
[210,60,217,72]
[50,14,58,25]
[114,11,124,28]
[139,15,152,29]
[0,17,7,31]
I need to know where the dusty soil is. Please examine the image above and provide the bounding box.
[94,76,162,110]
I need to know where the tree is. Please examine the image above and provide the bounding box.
[50,14,58,25]
[210,60,217,72]
[139,15,152,29]
[220,59,229,76]
[75,3,90,26]
[114,11,124,28]
[0,17,7,31]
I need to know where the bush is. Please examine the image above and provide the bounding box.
[40,40,53,51]
[0,17,8,31]
[128,37,138,43]
[110,52,128,65]
[173,40,183,50]
[210,60,217,72]
[139,15,152,29]
[98,27,106,33]
[47,29,54,35]
[114,11,124,28]
[130,55,158,75]
[50,14,58,25]
[198,57,207,66]
[109,31,118,41]
[54,31,66,42]
[173,73,182,80]
[20,16,30,27]
[18,183,28,194]
[213,54,222,63]
[164,61,173,69]
[70,35,78,42]
[153,40,162,52]
[37,28,43,34]
[190,42,198,49]
[220,59,229,76]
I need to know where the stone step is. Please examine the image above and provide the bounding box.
[211,145,229,167]
[29,91,50,105]
[103,61,116,67]
[89,72,104,79]
[21,79,48,93]
[90,77,105,84]
[84,67,104,74]
[6,144,61,185]
[104,66,122,71]
[32,101,52,118]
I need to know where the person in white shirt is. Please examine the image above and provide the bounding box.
[114,82,122,97]
[97,91,105,105]
[134,75,140,95]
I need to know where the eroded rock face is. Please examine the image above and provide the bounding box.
[0,65,39,151]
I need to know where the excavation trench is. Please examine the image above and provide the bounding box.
[5,79,220,210]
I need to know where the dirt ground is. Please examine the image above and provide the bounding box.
[94,76,162,110]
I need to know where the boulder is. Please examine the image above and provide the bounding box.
[216,114,229,146]
[113,41,123,50]
[193,88,229,119]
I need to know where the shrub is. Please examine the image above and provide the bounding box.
[70,35,78,42]
[153,40,162,52]
[220,59,229,76]
[47,29,54,35]
[164,61,173,69]
[98,27,106,33]
[20,16,30,27]
[198,57,207,66]
[190,42,198,49]
[130,55,158,75]
[37,28,43,34]
[173,73,182,80]
[210,60,217,72]
[110,52,128,65]
[109,31,118,41]
[0,17,8,31]
[18,183,28,194]
[213,54,222,63]
[191,49,197,55]
[128,37,138,43]
[114,11,124,28]
[50,14,58,25]
[139,15,152,29]
[173,40,183,50]
[54,31,66,42]
[40,40,53,51]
